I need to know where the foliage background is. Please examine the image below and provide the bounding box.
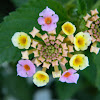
[0,0,100,100]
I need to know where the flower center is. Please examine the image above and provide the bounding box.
[41,44,60,61]
[19,36,27,45]
[73,56,83,66]
[39,35,64,62]
[76,36,85,46]
[92,20,100,38]
[63,23,74,34]
[37,73,47,81]
[45,17,52,24]
[24,64,30,71]
[64,72,71,77]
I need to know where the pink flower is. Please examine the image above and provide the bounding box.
[59,68,79,84]
[38,6,59,32]
[17,60,36,77]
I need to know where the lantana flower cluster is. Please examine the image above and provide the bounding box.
[83,9,100,54]
[11,7,99,87]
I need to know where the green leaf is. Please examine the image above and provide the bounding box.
[77,0,87,15]
[97,42,100,48]
[85,0,97,10]
[78,18,88,32]
[92,0,100,11]
[55,79,84,100]
[55,0,75,5]
[95,92,100,100]
[11,0,28,7]
[82,50,100,90]
[94,52,100,90]
[0,0,67,64]
[3,72,33,100]
[81,50,97,85]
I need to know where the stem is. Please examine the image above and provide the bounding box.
[63,37,70,43]
[28,49,35,55]
[59,30,64,35]
[54,65,59,72]
[42,67,46,72]
[36,33,42,38]
[67,53,73,58]
[60,65,67,72]
[92,42,97,47]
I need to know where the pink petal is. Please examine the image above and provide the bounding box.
[51,14,59,23]
[59,76,66,82]
[39,6,55,17]
[59,71,69,82]
[17,60,36,77]
[66,73,79,84]
[17,64,27,77]
[26,69,35,77]
[41,23,57,32]
[18,60,25,66]
[38,17,45,25]
[61,71,68,76]
[68,68,77,74]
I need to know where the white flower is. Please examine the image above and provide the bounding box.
[11,32,31,49]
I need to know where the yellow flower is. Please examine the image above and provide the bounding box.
[62,22,76,35]
[69,54,89,70]
[11,32,31,49]
[33,71,49,87]
[74,32,91,51]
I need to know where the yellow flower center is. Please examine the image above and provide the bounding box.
[45,17,52,24]
[19,36,27,45]
[73,55,83,66]
[76,36,85,47]
[37,73,47,81]
[64,72,71,77]
[63,23,75,35]
[24,64,30,71]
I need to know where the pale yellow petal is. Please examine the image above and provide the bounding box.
[52,71,61,78]
[91,9,99,16]
[42,62,50,69]
[52,60,58,66]
[68,45,74,52]
[34,58,42,67]
[86,21,92,28]
[48,29,56,34]
[60,58,68,66]
[21,51,29,59]
[29,27,40,38]
[83,13,91,21]
[61,43,68,49]
[33,50,39,57]
[90,46,100,54]
[41,33,48,40]
[57,34,64,42]
[31,40,38,48]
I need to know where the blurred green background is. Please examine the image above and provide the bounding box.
[0,0,100,100]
